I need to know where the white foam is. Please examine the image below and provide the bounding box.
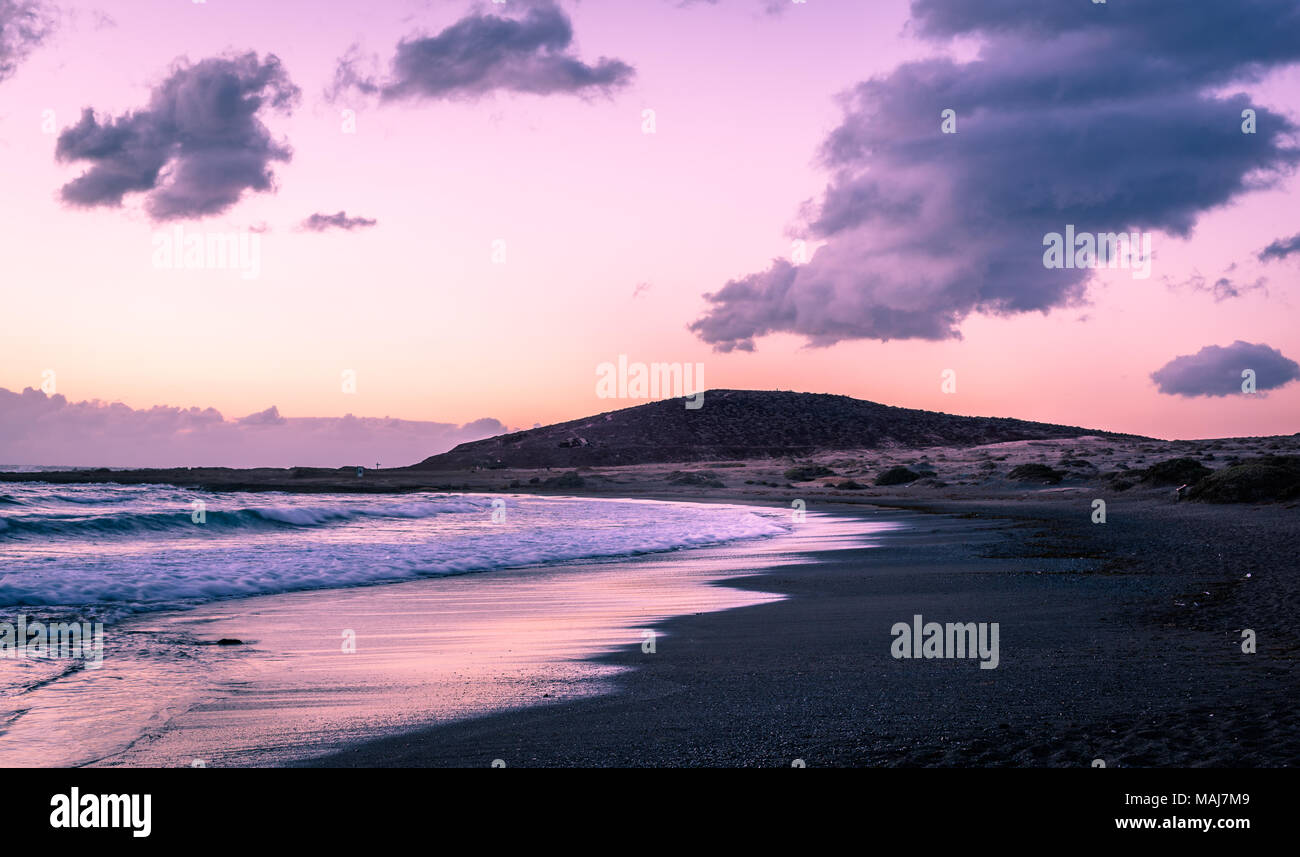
[0,489,789,619]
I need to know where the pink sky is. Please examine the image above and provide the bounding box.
[1,0,1297,467]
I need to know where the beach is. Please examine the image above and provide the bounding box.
[0,490,885,767]
[292,491,1297,767]
[3,430,1297,768]
[83,511,876,767]
[213,493,1297,769]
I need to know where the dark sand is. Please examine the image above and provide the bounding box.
[298,493,1299,767]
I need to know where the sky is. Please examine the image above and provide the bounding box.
[1,0,1298,466]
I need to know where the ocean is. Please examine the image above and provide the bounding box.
[0,482,813,766]
[0,483,790,623]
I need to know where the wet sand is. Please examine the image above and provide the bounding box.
[79,512,890,767]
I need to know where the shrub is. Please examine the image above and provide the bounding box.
[784,465,835,482]
[1188,456,1300,503]
[876,466,921,486]
[1007,463,1064,484]
[1141,457,1212,486]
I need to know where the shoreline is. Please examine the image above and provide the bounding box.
[295,493,1298,767]
[5,470,1297,767]
[15,503,884,767]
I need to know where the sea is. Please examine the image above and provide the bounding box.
[0,482,791,623]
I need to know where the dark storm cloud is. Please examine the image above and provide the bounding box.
[1259,232,1300,261]
[911,0,1300,74]
[0,0,51,82]
[1151,341,1300,398]
[691,0,1300,351]
[55,53,300,221]
[334,2,632,102]
[302,211,377,232]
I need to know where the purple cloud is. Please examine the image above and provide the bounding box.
[1151,341,1300,398]
[691,0,1300,351]
[334,2,633,103]
[0,0,51,83]
[302,211,378,232]
[1259,232,1300,262]
[1166,270,1268,302]
[55,53,300,221]
[0,388,506,468]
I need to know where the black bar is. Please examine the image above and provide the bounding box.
[5,768,1283,844]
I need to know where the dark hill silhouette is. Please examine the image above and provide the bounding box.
[408,389,1142,470]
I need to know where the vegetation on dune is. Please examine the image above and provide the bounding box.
[875,466,922,486]
[784,464,835,482]
[1141,457,1213,486]
[1188,456,1300,503]
[1007,463,1064,484]
[540,471,585,489]
[667,470,725,488]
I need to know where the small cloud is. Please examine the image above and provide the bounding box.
[632,281,651,299]
[673,0,787,14]
[333,2,633,103]
[238,405,286,426]
[1151,341,1300,397]
[1165,270,1268,302]
[1259,232,1300,262]
[302,211,377,232]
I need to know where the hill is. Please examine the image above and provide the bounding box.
[407,389,1142,470]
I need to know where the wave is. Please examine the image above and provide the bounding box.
[0,498,489,540]
[0,491,794,623]
[0,506,789,618]
[48,492,150,504]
